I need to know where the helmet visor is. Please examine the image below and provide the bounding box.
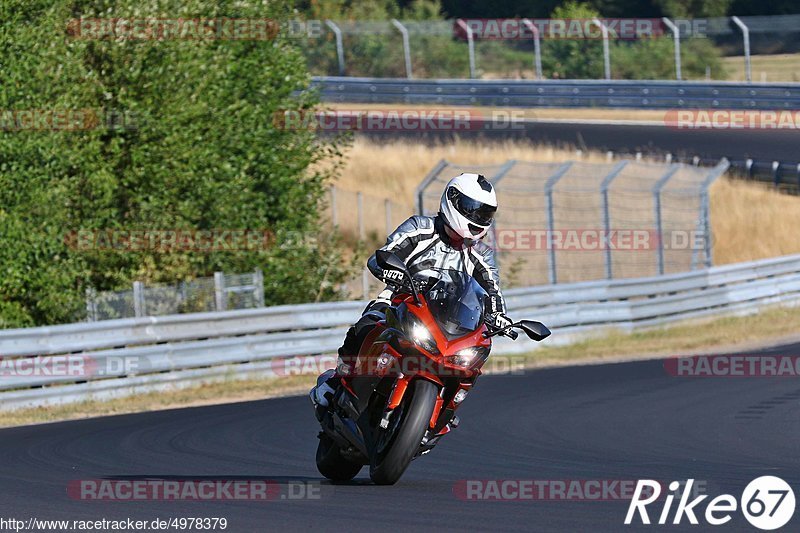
[448,187,497,226]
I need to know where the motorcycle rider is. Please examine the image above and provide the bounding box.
[311,172,512,407]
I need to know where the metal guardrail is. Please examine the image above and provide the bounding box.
[2,253,800,411]
[311,77,800,109]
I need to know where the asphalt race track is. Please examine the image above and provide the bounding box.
[1,342,799,532]
[361,120,800,166]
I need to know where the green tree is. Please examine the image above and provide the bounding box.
[0,0,353,327]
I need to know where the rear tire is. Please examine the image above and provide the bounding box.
[369,379,438,485]
[315,434,362,482]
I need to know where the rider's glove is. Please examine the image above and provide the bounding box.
[486,312,513,332]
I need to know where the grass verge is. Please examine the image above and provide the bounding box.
[3,305,800,429]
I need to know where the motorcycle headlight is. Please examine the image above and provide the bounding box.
[404,313,439,355]
[445,346,490,368]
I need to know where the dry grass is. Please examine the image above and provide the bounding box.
[710,178,800,263]
[333,137,608,201]
[722,53,800,83]
[4,304,800,428]
[331,138,800,266]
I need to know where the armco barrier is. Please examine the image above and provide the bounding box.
[311,77,800,110]
[2,253,800,411]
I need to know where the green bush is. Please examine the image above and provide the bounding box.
[0,0,354,327]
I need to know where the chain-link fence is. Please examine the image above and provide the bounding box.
[85,271,264,321]
[301,15,800,82]
[322,186,414,298]
[417,158,729,287]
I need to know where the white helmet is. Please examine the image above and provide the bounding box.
[439,173,498,240]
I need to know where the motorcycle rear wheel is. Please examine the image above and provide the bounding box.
[369,379,438,485]
[315,433,363,482]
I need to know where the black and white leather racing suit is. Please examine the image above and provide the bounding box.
[337,213,506,367]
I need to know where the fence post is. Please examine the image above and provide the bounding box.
[731,16,751,83]
[653,165,680,275]
[694,159,730,268]
[214,272,226,311]
[85,287,97,322]
[415,159,449,215]
[132,281,145,317]
[600,161,629,280]
[488,160,517,268]
[592,18,611,80]
[253,269,265,307]
[357,191,365,240]
[521,19,543,80]
[391,19,413,79]
[330,185,338,228]
[544,162,574,284]
[385,198,393,234]
[662,17,682,81]
[325,20,345,76]
[456,19,476,78]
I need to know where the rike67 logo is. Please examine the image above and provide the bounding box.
[625,477,795,530]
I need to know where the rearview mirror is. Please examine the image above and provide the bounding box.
[375,249,421,305]
[375,249,408,274]
[517,320,551,342]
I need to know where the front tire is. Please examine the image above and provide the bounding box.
[369,379,438,485]
[315,433,362,482]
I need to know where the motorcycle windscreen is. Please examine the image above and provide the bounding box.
[425,270,487,340]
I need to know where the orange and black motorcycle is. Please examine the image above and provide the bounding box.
[311,250,551,485]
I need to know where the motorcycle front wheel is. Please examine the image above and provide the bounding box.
[369,379,438,485]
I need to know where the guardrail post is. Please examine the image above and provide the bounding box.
[796,163,800,192]
[662,17,682,81]
[325,20,345,76]
[133,281,146,317]
[415,159,449,214]
[600,161,629,279]
[653,165,680,275]
[253,269,265,307]
[544,162,574,284]
[592,18,611,79]
[772,161,780,188]
[391,19,413,79]
[731,16,751,82]
[522,19,543,80]
[456,19,477,78]
[214,272,226,311]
